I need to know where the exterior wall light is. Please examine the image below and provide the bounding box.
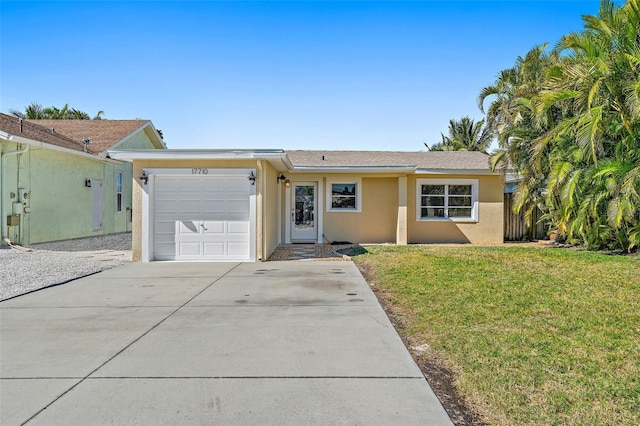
[85,179,92,188]
[277,173,287,183]
[285,179,291,188]
[248,171,256,185]
[138,170,148,185]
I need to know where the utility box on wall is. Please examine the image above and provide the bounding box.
[7,214,20,226]
[19,189,30,203]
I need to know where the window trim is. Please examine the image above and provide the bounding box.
[116,172,123,213]
[326,178,362,213]
[416,178,479,222]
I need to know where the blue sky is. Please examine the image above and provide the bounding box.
[1,1,601,151]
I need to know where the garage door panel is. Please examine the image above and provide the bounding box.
[203,221,225,234]
[155,243,176,258]
[202,200,226,214]
[227,191,250,200]
[177,192,202,200]
[225,178,249,191]
[228,200,250,214]
[228,242,250,256]
[157,179,181,191]
[202,186,225,194]
[178,243,202,257]
[153,174,253,262]
[178,179,201,191]
[155,221,175,235]
[178,221,200,234]
[155,200,178,214]
[228,221,249,234]
[178,200,202,215]
[203,242,225,256]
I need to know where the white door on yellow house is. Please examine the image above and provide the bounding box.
[291,183,317,242]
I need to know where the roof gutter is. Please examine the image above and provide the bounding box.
[415,168,497,175]
[504,172,521,183]
[107,149,287,161]
[0,131,121,165]
[292,166,416,174]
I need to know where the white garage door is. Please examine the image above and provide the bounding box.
[153,175,252,261]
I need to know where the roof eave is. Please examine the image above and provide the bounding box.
[98,121,165,155]
[416,168,497,175]
[107,149,287,161]
[1,131,122,164]
[291,166,416,173]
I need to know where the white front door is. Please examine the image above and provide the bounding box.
[291,183,317,242]
[153,175,252,261]
[92,180,103,231]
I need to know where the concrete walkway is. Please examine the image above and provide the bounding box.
[1,261,451,425]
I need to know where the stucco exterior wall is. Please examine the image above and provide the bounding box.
[322,177,397,243]
[117,129,159,150]
[407,174,503,244]
[283,173,400,244]
[1,141,133,245]
[29,149,110,243]
[1,125,163,246]
[262,162,279,259]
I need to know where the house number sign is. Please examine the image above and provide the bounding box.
[192,168,209,174]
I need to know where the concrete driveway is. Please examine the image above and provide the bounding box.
[1,261,451,425]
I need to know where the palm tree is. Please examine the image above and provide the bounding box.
[480,0,640,251]
[537,0,640,250]
[9,102,46,119]
[426,116,493,154]
[9,102,104,120]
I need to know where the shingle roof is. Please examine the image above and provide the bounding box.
[0,113,88,153]
[26,119,151,154]
[286,150,491,170]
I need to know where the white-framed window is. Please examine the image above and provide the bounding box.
[116,172,123,212]
[416,178,478,222]
[326,178,361,212]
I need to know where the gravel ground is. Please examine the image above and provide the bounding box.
[267,244,358,261]
[0,233,131,301]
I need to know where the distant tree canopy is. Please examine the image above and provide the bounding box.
[10,102,166,141]
[426,116,492,154]
[478,0,640,252]
[9,102,104,120]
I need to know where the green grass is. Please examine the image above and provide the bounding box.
[353,245,640,425]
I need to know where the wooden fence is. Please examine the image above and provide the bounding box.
[503,193,548,241]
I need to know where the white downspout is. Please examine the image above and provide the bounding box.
[1,144,29,244]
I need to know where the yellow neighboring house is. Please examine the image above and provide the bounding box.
[0,113,165,246]
[108,148,503,262]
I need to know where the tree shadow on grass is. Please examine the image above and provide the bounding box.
[335,245,369,257]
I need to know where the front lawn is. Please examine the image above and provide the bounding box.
[353,245,640,425]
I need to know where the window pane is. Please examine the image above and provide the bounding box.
[422,185,444,195]
[449,185,472,195]
[116,173,122,193]
[296,185,314,197]
[449,208,472,218]
[422,207,445,218]
[422,196,444,207]
[332,196,356,209]
[448,196,472,207]
[117,193,123,212]
[332,183,356,196]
